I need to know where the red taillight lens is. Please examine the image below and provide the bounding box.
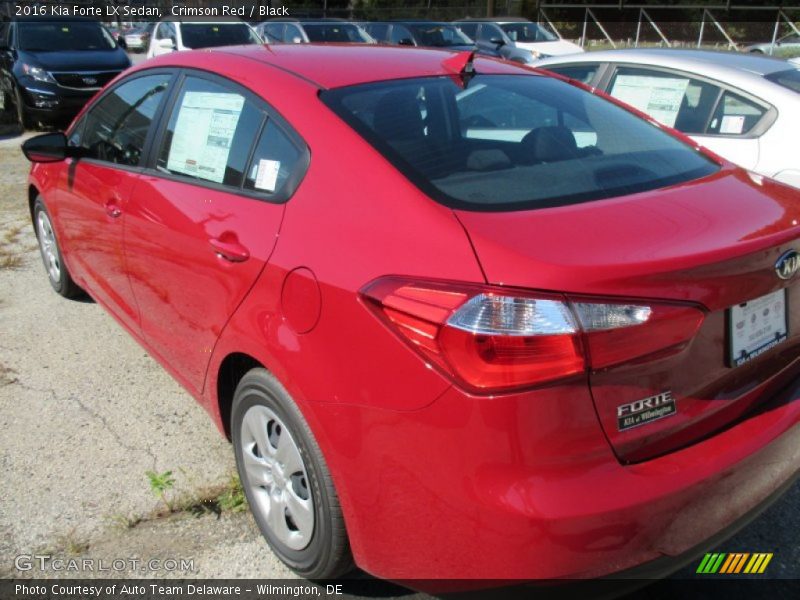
[362,278,705,393]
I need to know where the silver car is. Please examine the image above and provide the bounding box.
[537,49,800,189]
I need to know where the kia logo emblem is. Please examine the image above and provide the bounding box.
[775,250,800,280]
[82,77,98,85]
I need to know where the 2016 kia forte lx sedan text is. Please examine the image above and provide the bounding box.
[21,45,800,584]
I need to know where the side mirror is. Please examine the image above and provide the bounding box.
[117,38,127,50]
[490,37,506,47]
[398,38,414,46]
[291,36,303,44]
[22,132,70,163]
[157,37,175,50]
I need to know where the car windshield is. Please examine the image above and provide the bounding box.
[321,74,718,211]
[18,21,117,51]
[407,24,473,47]
[500,22,557,43]
[303,23,373,43]
[180,23,259,49]
[765,68,800,93]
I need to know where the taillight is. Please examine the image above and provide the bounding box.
[362,278,705,393]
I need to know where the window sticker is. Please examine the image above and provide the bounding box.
[720,115,746,135]
[611,75,690,128]
[166,91,244,184]
[254,159,280,192]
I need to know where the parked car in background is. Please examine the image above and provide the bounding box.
[146,19,261,58]
[0,16,130,129]
[123,22,155,53]
[538,49,800,188]
[746,32,800,55]
[455,17,582,60]
[21,43,800,585]
[256,18,374,44]
[454,19,537,63]
[365,21,474,51]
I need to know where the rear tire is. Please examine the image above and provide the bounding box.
[231,368,354,579]
[33,196,83,299]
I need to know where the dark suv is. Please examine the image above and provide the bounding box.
[0,17,130,129]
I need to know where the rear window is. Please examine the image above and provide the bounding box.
[180,23,259,49]
[765,68,800,94]
[321,74,718,211]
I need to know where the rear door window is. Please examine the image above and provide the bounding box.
[608,66,722,132]
[156,76,262,187]
[706,90,768,135]
[244,121,304,196]
[77,73,171,167]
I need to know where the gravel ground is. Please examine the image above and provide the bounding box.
[0,105,797,595]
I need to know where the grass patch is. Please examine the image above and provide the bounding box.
[40,527,91,557]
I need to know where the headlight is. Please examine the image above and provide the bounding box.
[21,63,57,84]
[530,51,552,60]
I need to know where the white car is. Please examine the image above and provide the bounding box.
[146,20,261,58]
[490,18,583,58]
[538,49,800,188]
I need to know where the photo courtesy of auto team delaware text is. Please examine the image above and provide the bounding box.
[1,1,800,598]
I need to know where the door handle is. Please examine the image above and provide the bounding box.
[210,236,250,263]
[104,199,122,218]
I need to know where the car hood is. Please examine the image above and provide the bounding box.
[20,49,130,72]
[515,39,583,56]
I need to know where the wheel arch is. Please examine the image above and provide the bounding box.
[215,352,264,440]
[28,184,39,228]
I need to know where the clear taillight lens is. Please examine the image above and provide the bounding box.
[362,278,704,393]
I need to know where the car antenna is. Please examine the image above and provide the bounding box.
[442,50,477,88]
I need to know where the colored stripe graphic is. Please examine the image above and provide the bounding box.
[697,552,773,574]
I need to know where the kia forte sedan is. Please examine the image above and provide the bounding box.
[22,45,800,583]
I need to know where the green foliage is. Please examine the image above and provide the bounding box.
[145,470,176,511]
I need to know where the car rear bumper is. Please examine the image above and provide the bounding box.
[308,368,800,583]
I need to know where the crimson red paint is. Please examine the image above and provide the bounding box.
[25,45,800,584]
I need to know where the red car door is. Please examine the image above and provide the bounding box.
[55,72,173,329]
[124,73,308,396]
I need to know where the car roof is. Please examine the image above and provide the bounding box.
[538,48,793,77]
[150,44,533,89]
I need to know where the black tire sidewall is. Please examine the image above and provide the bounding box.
[231,372,338,577]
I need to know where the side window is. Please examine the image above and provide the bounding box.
[156,76,263,187]
[478,24,502,43]
[244,121,304,196]
[457,23,478,41]
[366,23,388,42]
[78,73,171,167]
[545,64,600,86]
[284,24,303,43]
[264,23,285,43]
[706,91,767,136]
[608,67,721,133]
[390,25,413,46]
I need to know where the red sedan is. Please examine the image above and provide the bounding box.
[21,44,800,583]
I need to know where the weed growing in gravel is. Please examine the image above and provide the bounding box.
[146,470,176,512]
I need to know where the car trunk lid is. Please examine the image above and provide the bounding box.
[456,168,800,462]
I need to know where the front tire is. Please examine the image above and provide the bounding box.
[33,197,82,298]
[231,369,353,579]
